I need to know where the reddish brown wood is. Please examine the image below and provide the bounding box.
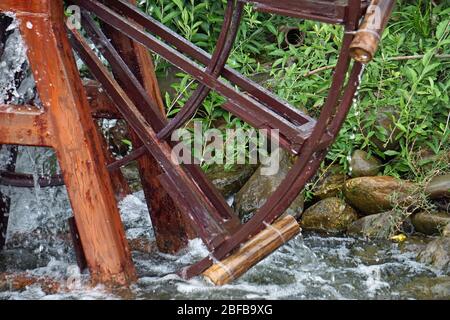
[69,28,229,250]
[0,0,137,285]
[68,217,88,272]
[94,123,131,200]
[84,80,123,119]
[0,1,49,14]
[0,105,53,147]
[82,79,133,199]
[100,2,194,253]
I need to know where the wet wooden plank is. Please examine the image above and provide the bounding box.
[0,105,53,147]
[0,1,49,14]
[17,1,136,285]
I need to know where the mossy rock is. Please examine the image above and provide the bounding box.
[312,165,348,200]
[206,164,257,198]
[347,210,402,239]
[366,106,401,152]
[343,176,415,215]
[235,149,304,222]
[299,197,358,234]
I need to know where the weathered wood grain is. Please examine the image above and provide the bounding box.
[11,0,136,285]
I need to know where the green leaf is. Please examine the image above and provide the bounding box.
[436,20,449,40]
[395,122,407,133]
[384,150,400,156]
[162,11,180,24]
[172,0,184,11]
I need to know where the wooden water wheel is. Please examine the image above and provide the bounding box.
[0,0,394,286]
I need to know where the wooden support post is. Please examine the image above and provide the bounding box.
[85,80,124,119]
[100,1,194,253]
[68,217,88,272]
[203,216,300,285]
[83,79,131,199]
[94,124,131,200]
[9,0,136,285]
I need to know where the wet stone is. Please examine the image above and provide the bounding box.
[300,197,358,234]
[366,106,401,152]
[417,237,450,274]
[235,149,304,222]
[401,276,450,300]
[312,165,348,200]
[205,164,257,198]
[347,210,402,239]
[425,174,450,200]
[350,150,381,177]
[411,211,450,236]
[343,176,415,215]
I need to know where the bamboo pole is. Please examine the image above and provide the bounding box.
[203,215,300,285]
[350,0,395,63]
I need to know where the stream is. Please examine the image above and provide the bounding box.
[0,148,448,300]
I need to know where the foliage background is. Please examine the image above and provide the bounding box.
[139,0,450,180]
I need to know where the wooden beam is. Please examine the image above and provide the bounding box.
[84,80,123,119]
[0,1,49,14]
[101,3,193,253]
[203,215,300,285]
[0,105,53,147]
[17,1,136,285]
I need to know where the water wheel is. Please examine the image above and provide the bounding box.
[0,0,395,285]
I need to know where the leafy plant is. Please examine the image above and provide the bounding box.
[141,0,449,178]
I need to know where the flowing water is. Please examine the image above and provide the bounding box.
[0,148,448,300]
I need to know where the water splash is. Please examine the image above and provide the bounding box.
[0,13,39,106]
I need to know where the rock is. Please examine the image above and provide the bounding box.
[347,210,402,239]
[411,211,450,236]
[425,174,450,199]
[312,165,347,200]
[350,150,381,177]
[235,149,304,222]
[417,237,450,274]
[121,162,142,192]
[299,197,358,233]
[366,106,401,152]
[343,176,415,215]
[128,237,157,254]
[416,147,438,171]
[401,276,450,299]
[206,164,257,198]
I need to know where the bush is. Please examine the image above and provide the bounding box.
[141,0,450,179]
